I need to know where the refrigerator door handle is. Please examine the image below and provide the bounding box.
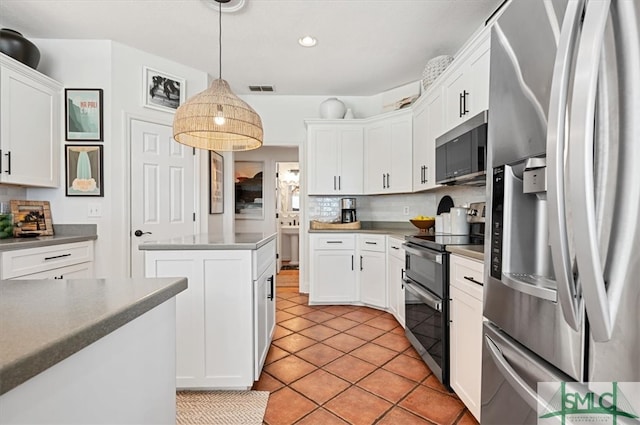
[546,0,585,332]
[568,0,620,342]
[484,335,538,410]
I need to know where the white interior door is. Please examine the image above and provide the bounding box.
[130,119,196,277]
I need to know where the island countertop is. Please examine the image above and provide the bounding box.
[138,232,277,251]
[0,277,187,395]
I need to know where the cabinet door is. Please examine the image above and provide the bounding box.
[364,122,389,194]
[412,98,429,191]
[443,64,467,131]
[466,37,491,116]
[449,285,483,421]
[359,250,386,308]
[254,262,275,379]
[388,114,413,193]
[424,90,443,189]
[311,250,357,303]
[0,62,60,187]
[337,127,364,194]
[387,243,406,327]
[307,126,340,195]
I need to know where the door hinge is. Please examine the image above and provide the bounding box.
[193,212,196,221]
[276,172,279,178]
[192,147,196,155]
[276,212,279,218]
[276,253,279,259]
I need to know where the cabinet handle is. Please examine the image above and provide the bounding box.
[464,275,483,286]
[425,166,428,183]
[391,246,399,250]
[268,275,274,300]
[401,268,405,289]
[360,255,363,271]
[0,149,2,173]
[462,90,469,115]
[382,173,386,189]
[351,255,354,271]
[459,92,464,117]
[365,241,377,245]
[54,275,64,279]
[44,253,71,261]
[421,165,425,184]
[334,176,337,190]
[386,173,390,188]
[4,151,10,174]
[326,240,343,244]
[338,175,341,190]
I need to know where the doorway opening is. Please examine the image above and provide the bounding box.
[276,162,300,288]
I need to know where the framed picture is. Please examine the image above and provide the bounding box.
[209,151,224,214]
[65,145,104,197]
[142,66,185,113]
[65,88,103,141]
[10,200,54,237]
[235,161,263,219]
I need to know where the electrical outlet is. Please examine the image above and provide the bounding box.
[88,203,102,217]
[403,206,410,215]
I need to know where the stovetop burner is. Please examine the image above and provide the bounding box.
[404,233,484,252]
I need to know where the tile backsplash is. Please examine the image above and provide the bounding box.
[0,185,27,204]
[308,185,487,222]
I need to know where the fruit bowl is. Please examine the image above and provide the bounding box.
[410,218,435,233]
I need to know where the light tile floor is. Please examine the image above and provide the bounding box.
[253,287,479,425]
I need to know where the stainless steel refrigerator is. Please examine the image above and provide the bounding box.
[482,0,640,423]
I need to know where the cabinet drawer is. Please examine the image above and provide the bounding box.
[450,254,483,301]
[12,262,95,280]
[387,236,405,261]
[254,239,276,280]
[358,235,385,252]
[312,234,355,250]
[1,241,94,279]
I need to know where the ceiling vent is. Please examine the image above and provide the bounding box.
[249,85,275,92]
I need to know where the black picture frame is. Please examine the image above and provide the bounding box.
[209,151,224,214]
[65,145,104,197]
[65,88,104,141]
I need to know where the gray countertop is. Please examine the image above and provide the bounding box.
[0,224,97,252]
[0,277,187,395]
[138,232,277,251]
[447,245,485,261]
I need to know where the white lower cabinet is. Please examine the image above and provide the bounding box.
[0,241,95,280]
[387,236,405,327]
[310,234,357,303]
[144,240,276,389]
[358,234,386,308]
[449,254,484,422]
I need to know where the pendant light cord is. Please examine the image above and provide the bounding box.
[218,0,222,80]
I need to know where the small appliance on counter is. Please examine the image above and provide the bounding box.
[466,201,486,241]
[340,198,356,223]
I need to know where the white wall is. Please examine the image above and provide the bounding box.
[28,39,209,277]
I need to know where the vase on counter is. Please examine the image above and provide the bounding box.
[319,97,346,119]
[0,28,40,69]
[343,108,355,119]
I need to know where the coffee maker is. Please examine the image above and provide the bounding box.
[341,198,357,223]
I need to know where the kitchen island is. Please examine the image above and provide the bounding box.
[140,232,277,389]
[0,276,187,425]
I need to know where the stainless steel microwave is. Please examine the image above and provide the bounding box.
[435,110,488,185]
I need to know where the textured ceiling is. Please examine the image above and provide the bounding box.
[0,0,504,95]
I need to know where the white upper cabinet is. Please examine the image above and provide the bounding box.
[0,53,61,187]
[364,109,412,194]
[306,122,363,195]
[412,88,443,191]
[442,29,491,133]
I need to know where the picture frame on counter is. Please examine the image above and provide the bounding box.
[209,151,224,214]
[65,88,104,141]
[65,145,104,197]
[142,66,185,113]
[10,200,54,237]
[235,161,264,219]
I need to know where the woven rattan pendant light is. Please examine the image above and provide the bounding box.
[173,0,263,151]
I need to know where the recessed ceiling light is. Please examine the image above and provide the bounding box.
[298,35,317,47]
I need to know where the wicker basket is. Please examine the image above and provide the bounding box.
[422,55,454,91]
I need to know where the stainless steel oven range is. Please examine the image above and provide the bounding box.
[402,233,483,390]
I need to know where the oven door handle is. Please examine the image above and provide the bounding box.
[404,280,442,312]
[402,243,442,263]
